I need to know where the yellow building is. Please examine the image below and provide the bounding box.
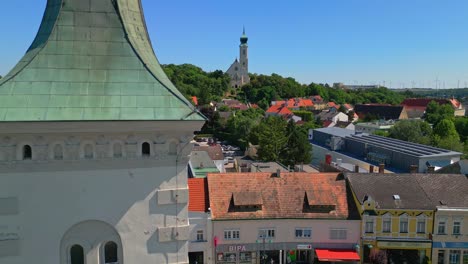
[347,173,439,264]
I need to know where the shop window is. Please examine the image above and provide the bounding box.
[382,213,391,233]
[142,142,150,156]
[54,144,63,160]
[23,145,32,160]
[438,219,447,234]
[196,230,204,241]
[224,229,240,240]
[438,250,445,264]
[104,241,118,263]
[453,219,462,235]
[399,214,409,233]
[295,228,311,238]
[70,244,84,264]
[450,250,460,264]
[258,228,275,239]
[329,228,347,240]
[463,251,468,264]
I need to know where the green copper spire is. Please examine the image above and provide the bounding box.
[0,0,205,121]
[240,27,248,45]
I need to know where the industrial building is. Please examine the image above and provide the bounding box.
[310,127,462,173]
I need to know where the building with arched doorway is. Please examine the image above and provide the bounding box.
[0,0,205,263]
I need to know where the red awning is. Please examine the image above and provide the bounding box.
[315,249,360,262]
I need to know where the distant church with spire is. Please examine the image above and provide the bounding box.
[226,28,250,88]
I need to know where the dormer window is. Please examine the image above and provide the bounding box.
[303,191,336,213]
[23,145,32,160]
[229,192,262,212]
[142,142,150,156]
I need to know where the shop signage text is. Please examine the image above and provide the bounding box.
[377,241,431,249]
[297,244,312,250]
[228,245,247,252]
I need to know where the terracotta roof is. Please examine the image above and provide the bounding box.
[323,120,334,127]
[188,178,209,212]
[207,172,358,220]
[192,96,198,106]
[343,104,353,110]
[266,105,293,117]
[193,145,224,161]
[346,173,468,210]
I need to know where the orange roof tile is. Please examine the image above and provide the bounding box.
[188,178,209,212]
[207,172,358,220]
[191,96,198,106]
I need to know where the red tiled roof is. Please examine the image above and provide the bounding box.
[266,105,293,117]
[327,102,339,109]
[191,96,198,106]
[188,178,209,212]
[207,172,356,220]
[323,120,334,127]
[343,104,353,110]
[449,98,461,108]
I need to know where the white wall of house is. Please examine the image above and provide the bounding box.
[0,121,202,264]
[189,212,214,263]
[213,219,360,247]
[332,112,349,123]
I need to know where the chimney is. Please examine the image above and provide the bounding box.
[410,165,418,174]
[378,164,385,174]
[427,166,435,173]
[354,165,359,173]
[369,165,374,173]
[276,169,281,178]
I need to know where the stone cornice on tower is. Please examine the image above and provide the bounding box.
[0,0,205,122]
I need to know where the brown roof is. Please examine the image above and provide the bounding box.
[193,145,224,161]
[188,178,210,212]
[346,173,468,210]
[207,172,358,220]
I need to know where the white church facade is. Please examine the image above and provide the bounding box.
[0,0,205,264]
[226,28,250,88]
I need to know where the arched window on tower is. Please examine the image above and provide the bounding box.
[54,144,63,160]
[104,241,118,264]
[169,142,177,156]
[113,143,123,158]
[70,244,84,264]
[84,144,94,159]
[23,145,32,160]
[142,142,150,157]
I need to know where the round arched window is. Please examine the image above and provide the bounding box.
[70,244,84,264]
[104,241,118,263]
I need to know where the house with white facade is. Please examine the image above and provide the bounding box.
[207,172,361,264]
[0,0,205,263]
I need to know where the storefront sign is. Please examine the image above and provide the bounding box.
[377,241,431,249]
[228,245,247,252]
[433,242,468,249]
[297,244,312,250]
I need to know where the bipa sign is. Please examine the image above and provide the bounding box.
[228,245,247,252]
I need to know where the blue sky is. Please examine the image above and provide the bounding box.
[1,0,468,88]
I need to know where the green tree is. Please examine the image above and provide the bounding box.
[256,116,288,162]
[388,120,432,145]
[454,117,468,142]
[425,100,454,125]
[224,108,264,149]
[432,119,463,151]
[281,120,312,166]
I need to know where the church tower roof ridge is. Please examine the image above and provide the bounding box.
[0,0,205,122]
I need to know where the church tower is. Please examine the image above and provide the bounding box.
[0,0,205,263]
[226,28,250,88]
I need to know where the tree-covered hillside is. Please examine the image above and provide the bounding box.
[162,64,409,107]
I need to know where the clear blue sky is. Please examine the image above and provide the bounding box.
[1,0,468,88]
